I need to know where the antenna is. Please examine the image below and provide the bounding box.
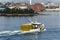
[28,17,38,23]
[28,17,33,23]
[33,17,38,23]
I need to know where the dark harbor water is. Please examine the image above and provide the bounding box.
[0,12,60,40]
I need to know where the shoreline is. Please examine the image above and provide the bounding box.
[0,13,38,16]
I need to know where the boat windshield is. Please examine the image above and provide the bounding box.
[32,24,40,29]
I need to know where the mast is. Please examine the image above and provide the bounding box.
[30,0,32,5]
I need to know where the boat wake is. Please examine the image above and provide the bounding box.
[0,29,46,37]
[0,30,21,36]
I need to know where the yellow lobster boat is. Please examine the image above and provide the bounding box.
[20,22,46,34]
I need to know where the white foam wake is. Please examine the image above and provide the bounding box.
[0,30,20,36]
[0,29,47,36]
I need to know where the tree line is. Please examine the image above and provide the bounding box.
[0,7,37,14]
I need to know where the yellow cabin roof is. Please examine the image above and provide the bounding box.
[20,23,33,31]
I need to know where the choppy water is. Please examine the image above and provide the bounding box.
[0,12,60,40]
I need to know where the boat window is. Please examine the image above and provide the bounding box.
[33,24,38,29]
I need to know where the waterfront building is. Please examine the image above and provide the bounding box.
[29,3,45,12]
[7,3,44,12]
[0,2,5,11]
[44,2,59,9]
[14,3,28,9]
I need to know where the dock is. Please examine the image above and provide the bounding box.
[45,9,60,11]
